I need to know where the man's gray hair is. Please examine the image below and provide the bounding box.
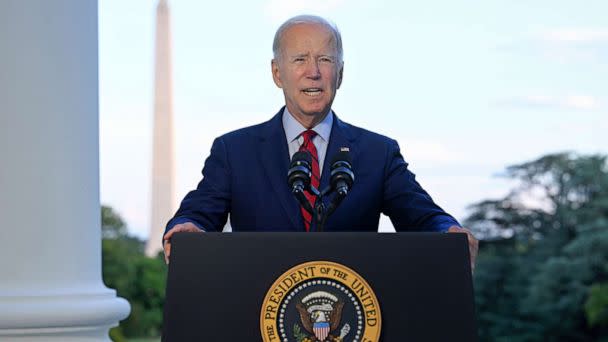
[272,15,343,64]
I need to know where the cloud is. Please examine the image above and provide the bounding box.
[538,28,608,63]
[264,0,347,23]
[497,28,608,64]
[495,94,603,111]
[540,29,608,43]
[562,95,602,110]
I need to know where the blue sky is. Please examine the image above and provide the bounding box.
[99,0,607,238]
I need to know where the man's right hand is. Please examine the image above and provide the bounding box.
[163,222,203,264]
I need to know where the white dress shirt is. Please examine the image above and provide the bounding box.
[282,107,333,173]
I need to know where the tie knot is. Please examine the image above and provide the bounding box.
[301,129,317,143]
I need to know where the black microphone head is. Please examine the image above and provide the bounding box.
[291,151,312,167]
[330,150,354,190]
[330,151,352,168]
[288,151,312,190]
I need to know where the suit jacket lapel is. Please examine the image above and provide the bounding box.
[320,113,358,193]
[257,108,302,230]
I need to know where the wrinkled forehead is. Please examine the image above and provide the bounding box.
[279,23,338,55]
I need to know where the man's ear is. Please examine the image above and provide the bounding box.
[271,59,283,88]
[336,63,344,89]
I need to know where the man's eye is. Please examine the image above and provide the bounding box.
[319,57,334,63]
[294,58,305,63]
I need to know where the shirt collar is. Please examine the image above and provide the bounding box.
[282,107,333,143]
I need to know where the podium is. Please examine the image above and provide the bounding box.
[163,232,478,341]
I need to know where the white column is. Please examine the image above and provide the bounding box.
[0,1,130,341]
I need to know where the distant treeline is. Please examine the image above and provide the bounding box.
[102,206,166,341]
[466,152,608,341]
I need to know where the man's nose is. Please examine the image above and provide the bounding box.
[305,60,321,79]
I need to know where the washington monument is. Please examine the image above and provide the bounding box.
[146,0,175,257]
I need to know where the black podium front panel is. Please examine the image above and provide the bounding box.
[163,232,477,341]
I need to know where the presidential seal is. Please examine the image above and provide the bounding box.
[260,261,381,342]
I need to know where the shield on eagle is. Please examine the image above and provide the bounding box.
[313,321,330,341]
[296,291,345,341]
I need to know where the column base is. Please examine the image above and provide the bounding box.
[0,326,116,342]
[0,289,130,341]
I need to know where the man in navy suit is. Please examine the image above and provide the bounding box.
[163,15,478,267]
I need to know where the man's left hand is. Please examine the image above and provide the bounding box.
[448,226,478,273]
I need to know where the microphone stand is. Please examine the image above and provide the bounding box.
[307,186,324,232]
[309,185,344,232]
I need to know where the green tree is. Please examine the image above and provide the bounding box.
[101,205,167,339]
[586,283,608,329]
[465,153,608,341]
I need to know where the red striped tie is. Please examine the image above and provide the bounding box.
[299,130,320,232]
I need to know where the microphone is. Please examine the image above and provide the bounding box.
[287,151,313,214]
[322,151,355,223]
[330,151,354,197]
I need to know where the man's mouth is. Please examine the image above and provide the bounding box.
[302,88,323,97]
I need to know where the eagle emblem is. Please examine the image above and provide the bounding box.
[260,261,381,342]
[294,291,350,342]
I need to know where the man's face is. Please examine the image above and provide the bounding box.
[272,23,343,120]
